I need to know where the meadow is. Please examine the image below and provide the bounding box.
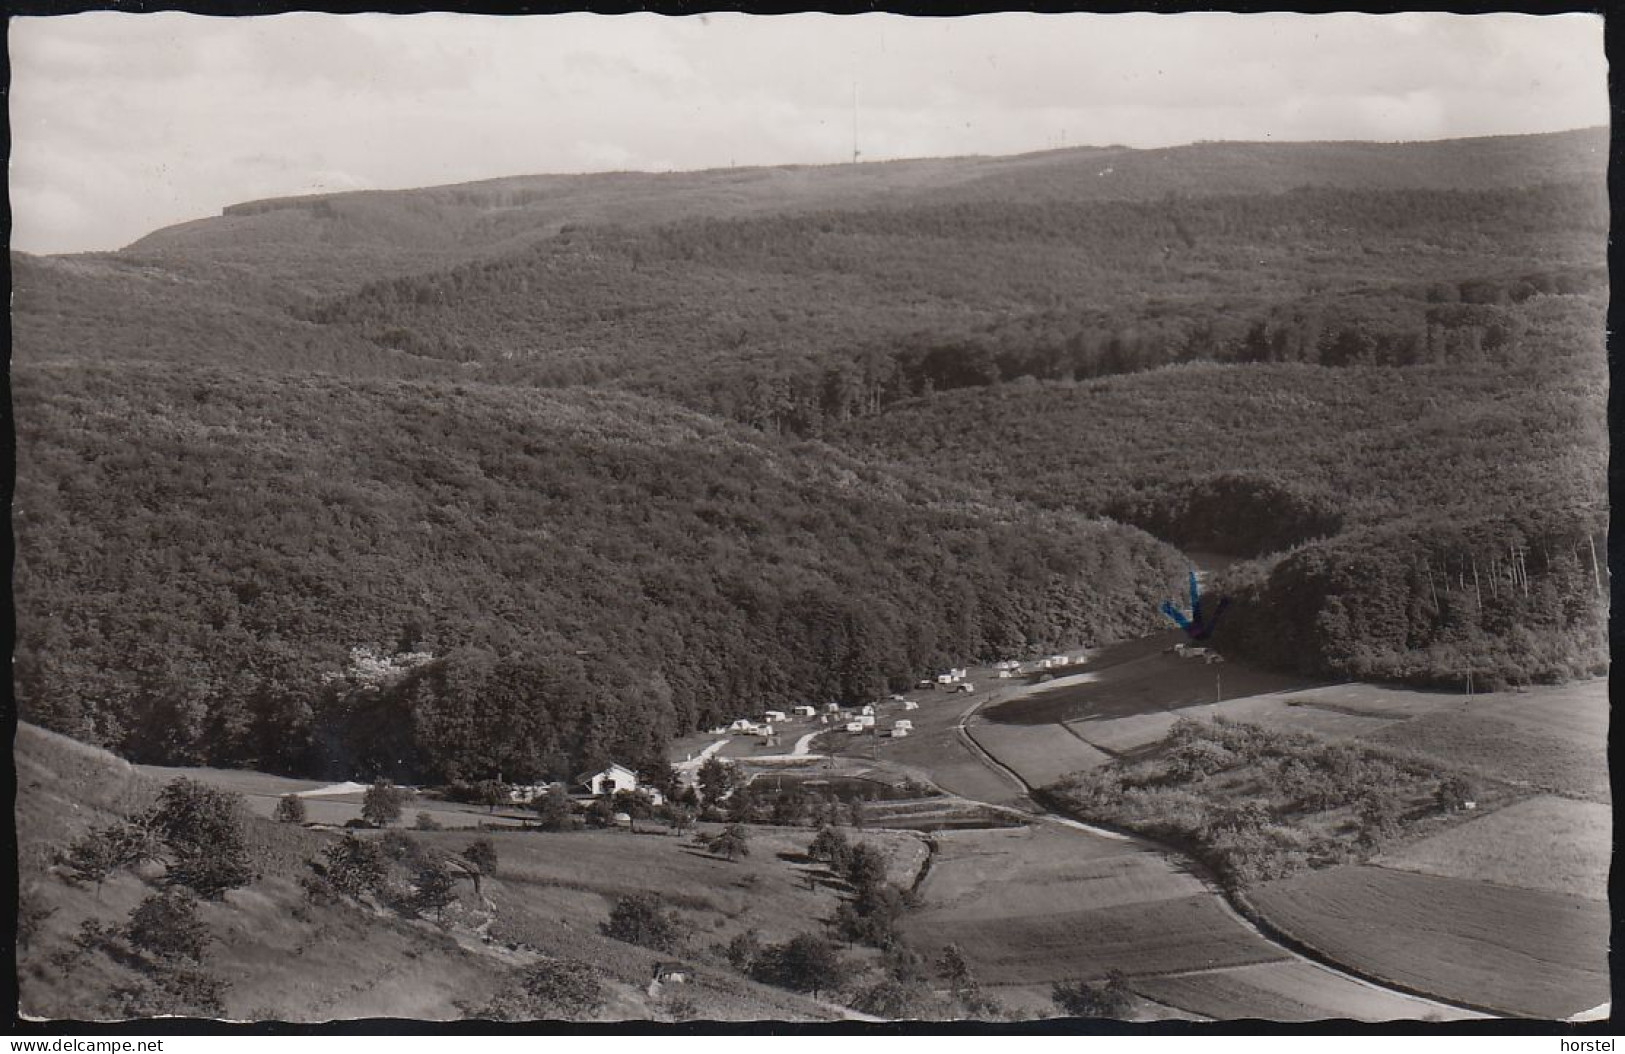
[900,823,1459,1021]
[1374,795,1610,900]
[1131,960,1485,1023]
[964,720,1112,787]
[17,722,926,1022]
[1245,866,1610,1019]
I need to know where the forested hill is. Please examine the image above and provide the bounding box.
[11,127,1609,779]
[118,127,1605,291]
[12,361,1185,782]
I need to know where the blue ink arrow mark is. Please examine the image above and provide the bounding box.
[1162,569,1230,641]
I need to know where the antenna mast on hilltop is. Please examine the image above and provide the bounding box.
[851,80,859,164]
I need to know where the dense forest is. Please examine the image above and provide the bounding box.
[301,181,1604,433]
[11,128,1608,779]
[12,362,1183,782]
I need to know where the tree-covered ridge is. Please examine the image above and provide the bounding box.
[13,362,1185,782]
[122,127,1606,291]
[828,296,1608,687]
[300,180,1603,431]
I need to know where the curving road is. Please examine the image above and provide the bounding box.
[947,683,1489,1020]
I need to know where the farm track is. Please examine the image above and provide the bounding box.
[948,688,1492,1020]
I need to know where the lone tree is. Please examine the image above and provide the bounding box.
[146,778,254,899]
[697,756,737,805]
[462,838,499,879]
[583,796,616,828]
[613,789,654,833]
[472,779,509,814]
[602,892,686,952]
[411,860,459,920]
[808,826,851,868]
[362,780,410,827]
[274,794,307,825]
[532,785,575,831]
[1051,970,1134,1019]
[937,943,976,1002]
[843,841,888,892]
[707,824,751,862]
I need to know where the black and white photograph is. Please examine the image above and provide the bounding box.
[7,7,1611,1029]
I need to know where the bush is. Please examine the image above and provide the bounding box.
[1166,738,1240,781]
[378,830,421,862]
[273,794,307,824]
[603,893,686,952]
[318,832,388,898]
[850,977,931,1019]
[808,826,850,865]
[124,889,212,964]
[61,820,159,891]
[1051,970,1134,1019]
[1434,774,1473,812]
[723,928,761,972]
[699,824,750,861]
[750,933,843,998]
[413,811,443,831]
[833,882,912,949]
[146,778,254,899]
[531,785,576,831]
[109,967,228,1018]
[456,960,607,1021]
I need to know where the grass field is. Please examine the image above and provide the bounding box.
[16,723,899,1022]
[966,720,1112,786]
[1358,680,1609,803]
[920,893,1290,985]
[982,632,1315,726]
[1246,865,1611,1019]
[1374,795,1611,900]
[898,824,1368,1015]
[1131,961,1486,1022]
[912,825,1206,921]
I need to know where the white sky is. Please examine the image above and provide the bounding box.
[8,11,1608,255]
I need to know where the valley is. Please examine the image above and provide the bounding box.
[11,127,1609,1024]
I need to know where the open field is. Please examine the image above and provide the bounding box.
[912,825,1205,919]
[414,823,930,948]
[920,893,1290,985]
[1246,865,1610,1019]
[18,723,910,1022]
[834,681,1034,806]
[1358,680,1609,803]
[900,823,1460,1020]
[1374,795,1611,900]
[982,631,1316,726]
[1132,961,1487,1023]
[965,719,1113,786]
